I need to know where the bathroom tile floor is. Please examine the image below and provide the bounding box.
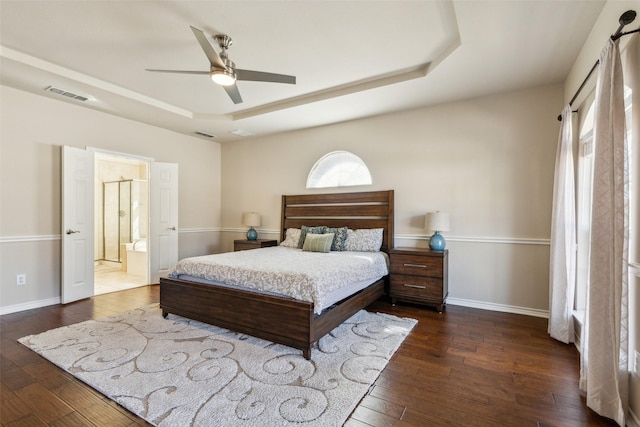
[94,263,147,295]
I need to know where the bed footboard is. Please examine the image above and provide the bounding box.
[160,276,385,360]
[160,277,315,357]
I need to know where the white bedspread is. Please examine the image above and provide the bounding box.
[168,246,389,314]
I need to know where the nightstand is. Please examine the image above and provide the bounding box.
[389,247,448,313]
[233,239,278,252]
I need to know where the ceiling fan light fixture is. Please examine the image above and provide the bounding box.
[211,69,236,86]
[147,27,296,103]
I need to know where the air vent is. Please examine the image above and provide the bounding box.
[230,129,255,137]
[195,131,216,138]
[45,86,91,102]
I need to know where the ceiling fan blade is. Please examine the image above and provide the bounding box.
[236,69,296,84]
[146,69,210,75]
[190,26,226,70]
[224,84,243,104]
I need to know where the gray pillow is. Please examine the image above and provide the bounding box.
[298,225,327,249]
[325,226,349,251]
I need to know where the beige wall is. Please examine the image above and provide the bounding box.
[221,83,562,315]
[0,85,222,311]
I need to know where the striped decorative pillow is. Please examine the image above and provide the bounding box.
[302,233,335,253]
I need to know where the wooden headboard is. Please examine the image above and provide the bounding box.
[281,190,394,252]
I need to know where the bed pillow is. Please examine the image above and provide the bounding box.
[302,233,334,253]
[325,226,349,251]
[280,228,301,248]
[345,228,384,252]
[298,225,327,249]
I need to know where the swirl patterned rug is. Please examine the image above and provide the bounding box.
[18,304,416,426]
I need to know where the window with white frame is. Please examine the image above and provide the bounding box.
[306,151,372,189]
[575,86,633,312]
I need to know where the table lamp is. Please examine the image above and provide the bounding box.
[425,211,450,251]
[242,212,261,241]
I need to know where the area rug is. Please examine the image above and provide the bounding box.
[19,304,416,426]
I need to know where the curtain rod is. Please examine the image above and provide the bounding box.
[557,10,638,121]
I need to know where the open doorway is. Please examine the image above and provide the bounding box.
[62,146,177,303]
[94,153,149,295]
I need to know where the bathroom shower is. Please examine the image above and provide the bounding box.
[93,154,150,295]
[101,179,148,263]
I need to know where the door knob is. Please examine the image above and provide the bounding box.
[66,229,80,235]
[167,226,176,231]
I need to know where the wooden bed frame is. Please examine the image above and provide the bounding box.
[159,190,394,359]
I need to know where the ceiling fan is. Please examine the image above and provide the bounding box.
[146,26,296,104]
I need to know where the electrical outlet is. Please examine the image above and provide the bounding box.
[16,274,26,286]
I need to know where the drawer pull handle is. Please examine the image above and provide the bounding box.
[403,263,427,268]
[403,284,426,289]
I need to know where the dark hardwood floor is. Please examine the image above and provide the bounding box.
[1,285,617,426]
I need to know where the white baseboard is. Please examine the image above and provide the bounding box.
[629,409,640,427]
[446,297,549,318]
[0,297,61,316]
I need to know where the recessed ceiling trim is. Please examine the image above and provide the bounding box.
[227,0,461,121]
[230,63,433,121]
[192,112,233,120]
[1,45,193,118]
[229,32,461,120]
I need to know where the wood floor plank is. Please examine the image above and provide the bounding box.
[1,362,37,391]
[343,418,374,427]
[349,405,397,427]
[358,394,406,420]
[0,386,34,425]
[49,411,96,427]
[1,285,620,426]
[53,380,109,411]
[1,337,44,368]
[22,361,73,390]
[77,401,142,427]
[3,413,48,427]
[399,406,492,427]
[13,382,74,423]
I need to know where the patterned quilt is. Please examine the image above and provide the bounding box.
[168,246,389,314]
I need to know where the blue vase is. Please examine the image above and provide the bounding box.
[429,232,446,251]
[246,227,258,241]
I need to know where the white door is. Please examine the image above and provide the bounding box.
[149,162,179,283]
[61,146,95,303]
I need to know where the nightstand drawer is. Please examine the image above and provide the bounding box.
[390,275,443,299]
[234,239,277,251]
[235,242,258,251]
[390,254,443,278]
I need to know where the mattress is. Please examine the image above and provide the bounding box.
[168,246,389,314]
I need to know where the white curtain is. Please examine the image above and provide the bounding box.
[548,104,576,344]
[580,38,629,426]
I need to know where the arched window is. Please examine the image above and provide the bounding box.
[306,151,372,189]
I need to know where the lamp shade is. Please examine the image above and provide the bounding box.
[425,211,450,232]
[242,212,261,227]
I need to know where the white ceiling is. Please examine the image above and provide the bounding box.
[0,0,606,143]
